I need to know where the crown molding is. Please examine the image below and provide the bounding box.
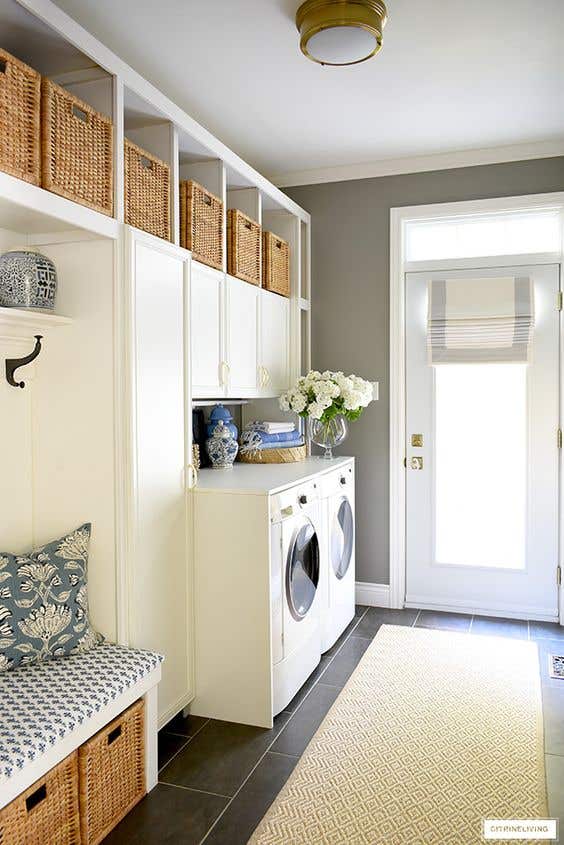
[270,139,564,188]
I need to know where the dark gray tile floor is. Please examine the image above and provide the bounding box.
[104,607,564,844]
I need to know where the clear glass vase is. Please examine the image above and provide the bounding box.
[309,415,348,459]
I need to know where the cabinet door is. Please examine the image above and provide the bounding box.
[131,237,191,725]
[225,275,259,397]
[191,261,225,397]
[260,289,290,394]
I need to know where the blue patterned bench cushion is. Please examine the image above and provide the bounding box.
[0,643,163,782]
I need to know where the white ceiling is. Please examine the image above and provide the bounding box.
[50,0,564,183]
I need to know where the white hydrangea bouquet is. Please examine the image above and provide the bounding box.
[279,370,374,458]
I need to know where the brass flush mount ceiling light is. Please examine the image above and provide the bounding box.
[296,0,387,66]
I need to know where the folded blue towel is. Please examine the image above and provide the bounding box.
[251,438,304,451]
[251,429,302,444]
[240,427,304,453]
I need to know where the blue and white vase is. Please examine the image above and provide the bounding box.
[206,420,238,469]
[206,403,238,441]
[0,249,57,310]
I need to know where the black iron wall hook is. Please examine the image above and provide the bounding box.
[6,335,43,389]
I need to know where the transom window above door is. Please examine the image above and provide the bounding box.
[405,208,562,262]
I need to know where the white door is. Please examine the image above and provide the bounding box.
[406,264,560,620]
[191,261,225,397]
[129,236,191,723]
[260,289,290,395]
[225,274,260,396]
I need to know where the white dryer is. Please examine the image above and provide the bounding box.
[270,478,323,715]
[320,459,355,653]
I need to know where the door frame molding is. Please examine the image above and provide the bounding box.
[389,192,564,618]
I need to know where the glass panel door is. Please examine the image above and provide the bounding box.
[434,364,527,569]
[405,264,559,618]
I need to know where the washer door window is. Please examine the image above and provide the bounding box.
[286,520,320,621]
[331,496,354,579]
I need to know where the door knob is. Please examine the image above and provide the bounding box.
[410,457,423,470]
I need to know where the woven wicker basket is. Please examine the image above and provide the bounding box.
[78,699,145,845]
[0,752,81,845]
[41,78,113,216]
[0,49,40,185]
[239,444,306,464]
[227,208,261,286]
[125,139,171,241]
[180,180,223,269]
[263,231,290,297]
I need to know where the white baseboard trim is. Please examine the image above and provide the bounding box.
[355,581,390,608]
[405,594,559,623]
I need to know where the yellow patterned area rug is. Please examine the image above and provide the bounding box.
[249,625,547,845]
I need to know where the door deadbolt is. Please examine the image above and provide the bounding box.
[410,456,423,470]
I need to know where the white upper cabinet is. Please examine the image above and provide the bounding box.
[260,290,290,395]
[191,262,225,398]
[225,275,260,397]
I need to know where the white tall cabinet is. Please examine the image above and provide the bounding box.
[121,230,194,725]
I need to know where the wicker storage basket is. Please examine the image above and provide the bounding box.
[239,444,306,464]
[180,180,223,269]
[78,699,145,845]
[263,231,290,297]
[125,139,171,241]
[0,752,81,845]
[0,49,40,185]
[41,77,113,216]
[227,208,261,286]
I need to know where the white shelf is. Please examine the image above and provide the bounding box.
[0,172,120,240]
[0,307,72,335]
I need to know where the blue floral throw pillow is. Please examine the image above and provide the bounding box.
[0,523,102,672]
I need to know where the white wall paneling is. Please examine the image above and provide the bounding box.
[32,239,118,639]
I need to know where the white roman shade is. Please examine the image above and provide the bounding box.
[427,276,534,364]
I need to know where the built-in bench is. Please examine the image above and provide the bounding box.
[0,643,163,810]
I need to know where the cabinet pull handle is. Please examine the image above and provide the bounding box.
[219,361,229,386]
[187,463,198,488]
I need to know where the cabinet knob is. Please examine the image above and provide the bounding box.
[298,494,307,505]
[340,476,346,486]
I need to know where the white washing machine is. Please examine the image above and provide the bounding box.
[320,459,355,653]
[270,478,323,715]
[191,459,345,728]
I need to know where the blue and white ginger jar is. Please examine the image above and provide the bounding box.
[206,420,238,469]
[206,403,238,440]
[0,249,57,310]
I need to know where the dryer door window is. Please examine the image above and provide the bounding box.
[331,497,354,580]
[286,520,320,621]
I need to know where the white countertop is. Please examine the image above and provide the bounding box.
[194,456,354,495]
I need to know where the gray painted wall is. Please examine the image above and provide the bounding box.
[287,156,564,586]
